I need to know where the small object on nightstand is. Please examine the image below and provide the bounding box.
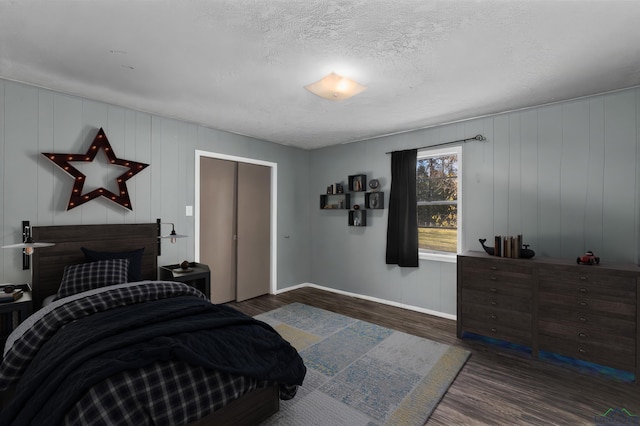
[0,289,22,302]
[175,260,193,273]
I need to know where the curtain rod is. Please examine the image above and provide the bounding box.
[385,134,486,154]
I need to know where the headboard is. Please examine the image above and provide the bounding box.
[31,223,158,309]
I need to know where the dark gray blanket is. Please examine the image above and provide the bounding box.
[1,297,306,425]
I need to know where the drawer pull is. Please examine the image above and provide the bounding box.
[490,287,498,293]
[578,347,588,354]
[578,287,589,294]
[490,276,497,281]
[490,266,497,271]
[490,300,497,306]
[490,327,497,333]
[578,332,589,339]
[579,276,588,281]
[578,316,588,322]
[490,314,497,320]
[578,300,589,307]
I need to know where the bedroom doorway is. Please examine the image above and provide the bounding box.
[195,151,277,303]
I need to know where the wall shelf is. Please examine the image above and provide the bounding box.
[348,210,367,227]
[365,192,384,209]
[320,193,350,209]
[320,174,384,226]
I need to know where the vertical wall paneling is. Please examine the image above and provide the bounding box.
[0,81,6,281]
[158,119,182,266]
[519,109,539,250]
[1,79,309,288]
[123,109,137,224]
[310,87,639,316]
[2,78,639,315]
[560,100,589,255]
[536,104,563,257]
[81,100,110,224]
[52,94,83,225]
[175,121,190,262]
[585,97,606,254]
[462,118,492,252]
[184,125,199,262]
[149,116,163,228]
[492,114,510,235]
[4,84,39,281]
[602,91,637,262]
[37,90,55,225]
[106,105,127,223]
[133,113,152,223]
[507,113,522,234]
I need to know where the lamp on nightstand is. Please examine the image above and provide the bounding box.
[1,221,55,270]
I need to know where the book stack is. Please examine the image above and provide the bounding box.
[0,289,23,303]
[493,235,523,258]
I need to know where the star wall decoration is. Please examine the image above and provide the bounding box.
[43,128,149,211]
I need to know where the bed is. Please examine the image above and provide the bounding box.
[0,223,306,425]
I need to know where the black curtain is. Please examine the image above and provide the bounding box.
[386,149,418,267]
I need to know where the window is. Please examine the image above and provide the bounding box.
[417,146,461,260]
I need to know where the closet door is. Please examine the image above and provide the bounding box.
[200,157,236,303]
[236,162,271,301]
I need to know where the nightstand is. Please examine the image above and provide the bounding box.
[0,284,33,347]
[159,263,211,300]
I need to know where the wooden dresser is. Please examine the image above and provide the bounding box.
[457,250,640,379]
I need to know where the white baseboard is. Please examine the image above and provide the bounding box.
[274,282,456,321]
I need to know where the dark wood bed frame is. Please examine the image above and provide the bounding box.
[24,222,280,425]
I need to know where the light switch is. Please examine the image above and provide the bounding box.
[186,205,193,216]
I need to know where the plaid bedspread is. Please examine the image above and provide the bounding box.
[0,282,302,425]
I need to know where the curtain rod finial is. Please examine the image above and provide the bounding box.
[475,134,486,141]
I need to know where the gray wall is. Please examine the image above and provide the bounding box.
[2,78,639,317]
[0,79,311,289]
[310,87,640,316]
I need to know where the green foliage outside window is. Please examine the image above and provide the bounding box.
[417,153,458,253]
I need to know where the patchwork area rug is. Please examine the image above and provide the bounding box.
[255,303,470,426]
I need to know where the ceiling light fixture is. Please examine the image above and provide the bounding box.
[304,72,367,101]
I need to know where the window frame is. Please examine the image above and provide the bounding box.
[417,145,462,263]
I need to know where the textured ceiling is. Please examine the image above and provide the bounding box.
[1,0,640,150]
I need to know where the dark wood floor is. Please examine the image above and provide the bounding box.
[227,287,640,425]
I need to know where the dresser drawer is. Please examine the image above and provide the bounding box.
[461,304,532,331]
[539,320,636,350]
[539,276,635,302]
[460,258,534,288]
[539,268,636,292]
[461,288,531,312]
[460,271,533,290]
[539,333,636,371]
[460,256,535,272]
[461,277,531,298]
[461,315,532,346]
[539,291,636,317]
[538,304,636,335]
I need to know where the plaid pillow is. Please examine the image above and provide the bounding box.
[57,259,129,299]
[81,247,144,282]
